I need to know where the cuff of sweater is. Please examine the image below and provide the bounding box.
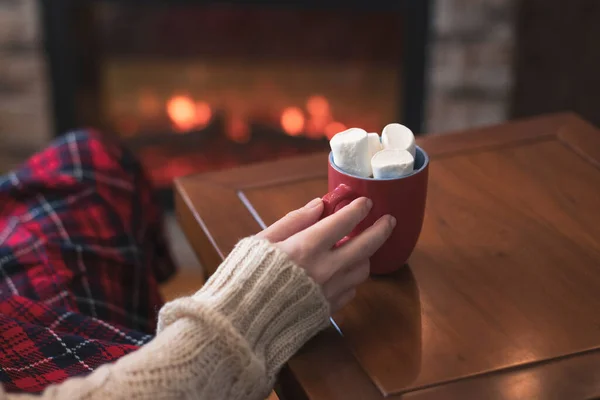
[158,237,330,375]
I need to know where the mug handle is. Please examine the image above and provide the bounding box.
[321,184,360,219]
[320,184,361,248]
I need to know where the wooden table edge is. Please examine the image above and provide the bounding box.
[174,178,224,270]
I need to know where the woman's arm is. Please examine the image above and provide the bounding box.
[2,238,330,400]
[2,194,393,400]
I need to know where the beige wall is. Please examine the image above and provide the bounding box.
[426,0,517,134]
[0,0,52,154]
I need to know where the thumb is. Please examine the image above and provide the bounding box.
[257,198,323,243]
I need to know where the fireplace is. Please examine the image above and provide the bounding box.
[42,1,430,207]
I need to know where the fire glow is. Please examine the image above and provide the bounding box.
[280,95,345,139]
[162,92,345,139]
[280,107,305,136]
[166,95,213,133]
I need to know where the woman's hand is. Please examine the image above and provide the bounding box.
[256,197,395,312]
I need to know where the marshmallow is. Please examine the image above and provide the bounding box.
[367,132,383,159]
[371,149,414,179]
[330,128,372,178]
[381,123,416,158]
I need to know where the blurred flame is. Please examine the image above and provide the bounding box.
[226,115,251,143]
[281,107,305,136]
[195,101,212,127]
[324,122,347,140]
[305,95,333,138]
[306,95,330,118]
[305,117,329,139]
[167,95,196,132]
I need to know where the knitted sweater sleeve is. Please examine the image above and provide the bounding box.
[1,237,331,400]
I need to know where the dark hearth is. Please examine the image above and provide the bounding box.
[42,1,430,207]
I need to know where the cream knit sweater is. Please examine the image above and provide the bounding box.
[0,237,330,399]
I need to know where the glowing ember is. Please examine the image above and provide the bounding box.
[305,95,333,139]
[306,95,330,118]
[226,115,251,143]
[195,101,213,127]
[167,95,196,132]
[324,122,347,139]
[281,107,305,136]
[305,116,329,139]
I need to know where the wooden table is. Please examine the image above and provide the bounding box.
[175,113,600,399]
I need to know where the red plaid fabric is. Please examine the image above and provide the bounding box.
[0,130,176,393]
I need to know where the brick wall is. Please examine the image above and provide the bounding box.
[0,0,52,156]
[426,0,517,133]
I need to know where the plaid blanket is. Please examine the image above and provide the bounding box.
[0,130,176,393]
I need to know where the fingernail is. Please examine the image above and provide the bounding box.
[389,216,397,228]
[366,198,373,209]
[305,198,322,209]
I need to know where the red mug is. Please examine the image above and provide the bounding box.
[321,146,429,274]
